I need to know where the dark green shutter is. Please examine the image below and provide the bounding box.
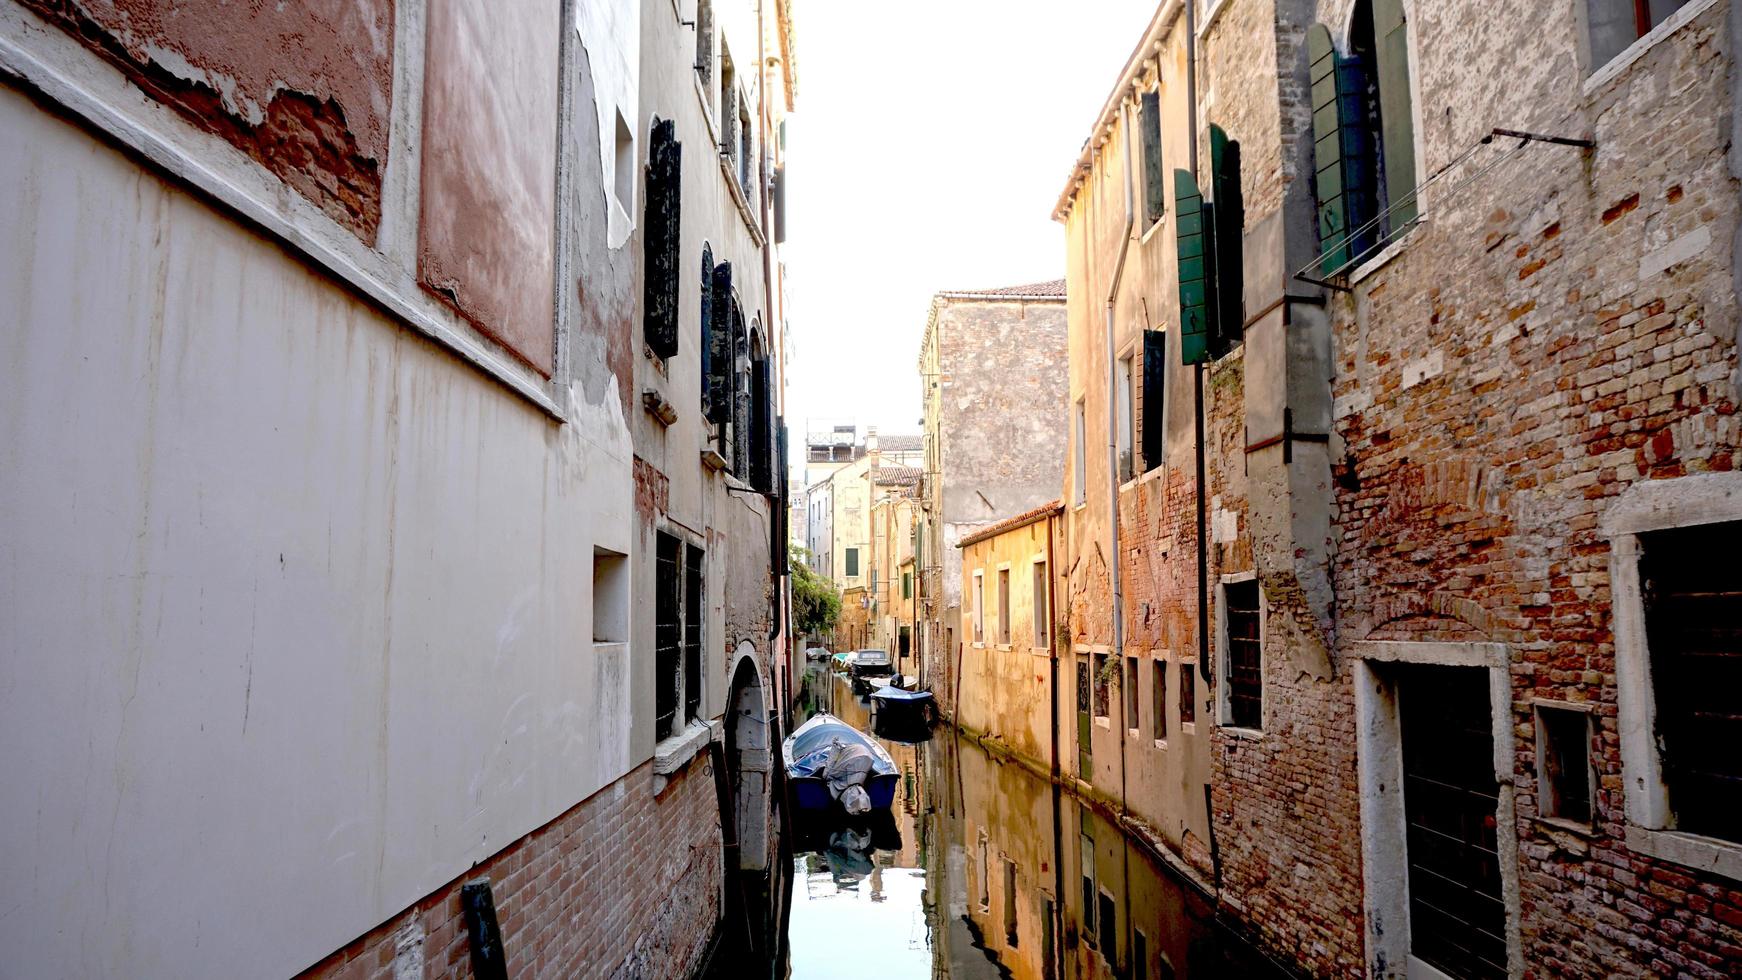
[1141,330,1166,470]
[1141,92,1165,224]
[1174,168,1212,365]
[707,261,733,422]
[1210,125,1244,355]
[1308,25,1351,274]
[1373,0,1416,228]
[643,118,681,360]
[699,246,714,409]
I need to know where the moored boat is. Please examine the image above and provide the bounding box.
[782,713,900,814]
[869,685,935,737]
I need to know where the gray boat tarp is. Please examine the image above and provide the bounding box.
[786,715,895,815]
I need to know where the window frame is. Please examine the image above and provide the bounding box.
[1116,350,1135,485]
[1534,699,1595,829]
[1582,0,1708,82]
[996,564,1012,646]
[844,546,859,579]
[1217,573,1264,733]
[1031,556,1049,650]
[972,569,986,645]
[1151,656,1168,745]
[1177,658,1197,731]
[1124,655,1141,733]
[1073,397,1088,507]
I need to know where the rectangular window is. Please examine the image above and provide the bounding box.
[1141,331,1166,472]
[1076,653,1091,712]
[1117,354,1135,483]
[1536,704,1593,825]
[719,47,736,145]
[592,547,628,643]
[973,571,985,643]
[1032,560,1049,648]
[997,568,1011,645]
[1094,653,1111,719]
[978,833,990,911]
[1003,858,1018,946]
[739,101,755,199]
[1587,0,1694,70]
[642,119,681,360]
[684,544,704,723]
[694,0,714,88]
[1222,579,1263,730]
[1140,90,1164,225]
[1079,833,1096,947]
[1042,899,1057,980]
[1124,656,1140,730]
[1134,928,1151,980]
[1152,658,1167,741]
[1097,890,1117,961]
[844,547,859,578]
[902,570,912,599]
[1074,399,1087,506]
[1639,522,1742,842]
[1179,661,1196,726]
[655,533,682,740]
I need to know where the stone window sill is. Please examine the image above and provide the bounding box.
[1534,815,1597,839]
[653,719,718,779]
[1180,722,1197,736]
[1347,224,1422,287]
[1153,738,1169,751]
[1094,716,1112,730]
[1584,0,1719,94]
[1626,824,1742,884]
[1220,724,1264,741]
[1140,214,1167,245]
[996,643,1013,652]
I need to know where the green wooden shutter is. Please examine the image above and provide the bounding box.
[1174,168,1212,365]
[1308,25,1351,274]
[1373,0,1417,229]
[1210,125,1244,355]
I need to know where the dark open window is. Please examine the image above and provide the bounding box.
[1178,660,1195,725]
[1152,659,1167,741]
[750,328,772,491]
[1125,656,1140,730]
[1588,0,1693,70]
[1097,890,1117,961]
[683,544,704,723]
[1307,0,1416,276]
[1536,705,1593,825]
[1140,90,1164,225]
[1222,579,1263,730]
[1094,653,1111,719]
[1141,330,1166,471]
[1640,521,1742,843]
[845,547,859,578]
[1003,858,1018,946]
[643,119,681,360]
[655,532,682,740]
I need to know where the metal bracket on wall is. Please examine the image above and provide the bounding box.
[1243,407,1329,472]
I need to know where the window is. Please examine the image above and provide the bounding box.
[1307,0,1417,276]
[683,544,704,722]
[655,533,705,741]
[1073,398,1087,505]
[704,256,731,417]
[1152,658,1167,741]
[1587,0,1695,70]
[1094,653,1111,719]
[1638,522,1742,843]
[1124,656,1140,730]
[1076,653,1090,713]
[1134,928,1150,980]
[1172,126,1243,363]
[1003,859,1018,946]
[1116,354,1134,482]
[1041,899,1056,980]
[1536,704,1593,825]
[1140,90,1164,225]
[738,100,754,200]
[1141,331,1166,472]
[643,119,681,360]
[845,547,859,578]
[1032,560,1049,648]
[973,571,985,642]
[593,548,628,643]
[749,327,773,491]
[719,45,736,149]
[902,570,913,599]
[694,0,714,90]
[1178,661,1196,726]
[997,568,1011,645]
[1222,579,1263,730]
[1097,890,1117,962]
[731,305,750,472]
[1079,832,1096,946]
[613,110,635,213]
[978,833,990,911]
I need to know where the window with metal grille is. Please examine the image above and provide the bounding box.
[655,533,682,740]
[683,544,704,723]
[1535,704,1592,825]
[643,119,681,360]
[1152,658,1167,741]
[1222,579,1262,730]
[1587,0,1694,70]
[1640,521,1742,843]
[1076,654,1090,712]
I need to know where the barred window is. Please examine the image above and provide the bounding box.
[1221,579,1263,730]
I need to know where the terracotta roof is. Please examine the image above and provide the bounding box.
[876,434,924,452]
[937,279,1066,300]
[956,500,1065,549]
[873,465,922,486]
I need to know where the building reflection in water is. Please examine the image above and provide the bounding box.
[778,664,1285,979]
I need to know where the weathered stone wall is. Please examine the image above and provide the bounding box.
[298,759,721,980]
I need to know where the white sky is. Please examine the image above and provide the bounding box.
[782,0,1157,446]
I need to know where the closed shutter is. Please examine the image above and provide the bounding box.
[1141,330,1166,471]
[732,307,750,472]
[1210,125,1244,355]
[699,246,714,411]
[643,118,682,360]
[1373,0,1417,229]
[1174,168,1213,365]
[1309,24,1381,273]
[708,262,733,422]
[1140,91,1165,224]
[683,545,704,723]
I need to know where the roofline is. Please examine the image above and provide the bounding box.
[932,290,1067,302]
[956,501,1065,549]
[1051,0,1183,223]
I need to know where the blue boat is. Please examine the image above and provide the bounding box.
[782,714,900,813]
[869,685,935,735]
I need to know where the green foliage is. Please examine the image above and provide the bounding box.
[789,546,841,637]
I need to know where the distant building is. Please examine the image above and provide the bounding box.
[916,282,1069,710]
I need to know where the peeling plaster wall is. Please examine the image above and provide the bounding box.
[0,82,638,979]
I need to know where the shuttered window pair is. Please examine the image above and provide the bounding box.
[1308,0,1417,276]
[1173,125,1244,364]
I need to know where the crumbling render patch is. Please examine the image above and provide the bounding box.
[20,0,393,242]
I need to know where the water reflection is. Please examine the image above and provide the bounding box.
[778,664,1285,980]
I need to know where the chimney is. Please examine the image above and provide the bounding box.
[865,426,879,455]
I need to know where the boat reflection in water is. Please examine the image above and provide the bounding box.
[775,664,1288,979]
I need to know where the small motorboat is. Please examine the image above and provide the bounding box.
[783,713,899,814]
[869,685,935,734]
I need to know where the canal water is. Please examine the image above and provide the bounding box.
[755,662,1291,979]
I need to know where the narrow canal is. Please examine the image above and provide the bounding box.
[745,662,1293,979]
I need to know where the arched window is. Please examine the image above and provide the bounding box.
[1308,0,1417,275]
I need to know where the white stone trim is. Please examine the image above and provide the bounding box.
[652,718,718,777]
[1583,0,1721,94]
[1215,572,1264,732]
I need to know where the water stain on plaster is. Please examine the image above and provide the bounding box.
[22,0,394,242]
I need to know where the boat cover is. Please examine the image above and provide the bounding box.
[870,687,933,703]
[785,714,897,815]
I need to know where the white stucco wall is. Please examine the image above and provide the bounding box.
[0,87,636,979]
[578,0,640,248]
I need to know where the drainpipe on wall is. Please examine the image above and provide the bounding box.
[1107,98,1137,825]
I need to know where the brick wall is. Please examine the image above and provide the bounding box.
[297,758,722,980]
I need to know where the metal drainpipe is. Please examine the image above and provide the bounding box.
[1107,99,1137,836]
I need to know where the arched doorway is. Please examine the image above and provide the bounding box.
[726,648,770,872]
